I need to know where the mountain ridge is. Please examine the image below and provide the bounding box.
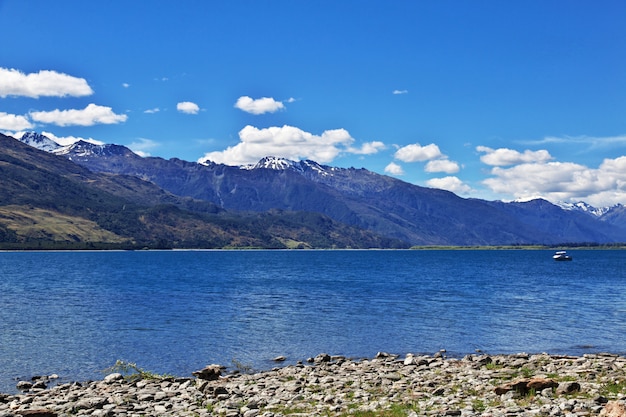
[0,132,406,249]
[16,132,625,246]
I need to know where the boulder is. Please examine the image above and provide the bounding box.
[556,381,581,395]
[601,400,626,417]
[494,377,558,396]
[313,353,331,363]
[192,364,222,380]
[16,380,33,391]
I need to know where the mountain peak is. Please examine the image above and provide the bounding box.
[19,132,62,152]
[55,140,137,159]
[248,156,300,171]
[556,201,612,217]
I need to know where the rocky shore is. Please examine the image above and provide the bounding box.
[2,352,626,417]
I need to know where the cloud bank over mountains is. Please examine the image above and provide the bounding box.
[2,66,626,207]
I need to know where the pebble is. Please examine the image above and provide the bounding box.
[2,352,626,416]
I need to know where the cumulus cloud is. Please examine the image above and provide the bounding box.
[384,162,404,176]
[427,176,472,195]
[30,103,127,126]
[392,89,408,95]
[477,146,553,166]
[0,112,33,130]
[482,157,626,207]
[0,67,93,98]
[394,143,443,162]
[348,141,386,155]
[235,96,285,115]
[177,101,200,114]
[144,108,160,114]
[425,159,460,174]
[198,125,355,166]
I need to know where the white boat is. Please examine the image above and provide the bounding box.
[553,251,572,261]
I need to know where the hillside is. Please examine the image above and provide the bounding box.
[0,133,406,249]
[48,137,626,245]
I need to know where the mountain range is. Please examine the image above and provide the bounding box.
[0,132,406,249]
[11,131,626,247]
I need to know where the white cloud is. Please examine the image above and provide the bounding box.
[128,138,159,157]
[482,157,626,207]
[384,162,404,176]
[0,67,93,98]
[122,83,130,88]
[235,96,285,115]
[522,134,626,149]
[144,108,160,114]
[30,103,127,126]
[425,159,460,174]
[0,112,33,130]
[40,131,104,147]
[177,101,200,114]
[348,141,386,155]
[392,89,408,95]
[477,146,553,166]
[427,176,472,195]
[199,125,355,165]
[394,143,442,162]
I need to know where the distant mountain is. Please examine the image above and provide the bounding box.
[23,133,624,246]
[19,131,63,153]
[556,201,615,217]
[1,133,404,249]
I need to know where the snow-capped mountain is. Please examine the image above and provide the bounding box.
[556,201,622,217]
[18,132,64,153]
[11,132,626,245]
[54,140,137,160]
[237,156,334,178]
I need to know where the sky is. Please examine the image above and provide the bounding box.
[1,1,625,207]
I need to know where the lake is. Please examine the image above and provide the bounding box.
[1,249,625,393]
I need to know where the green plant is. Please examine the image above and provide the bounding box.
[601,380,626,397]
[335,402,419,417]
[103,360,173,381]
[472,399,486,412]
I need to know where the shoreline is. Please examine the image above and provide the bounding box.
[3,352,626,417]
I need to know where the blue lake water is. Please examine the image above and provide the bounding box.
[1,249,625,392]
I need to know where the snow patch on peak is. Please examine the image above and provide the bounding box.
[54,140,137,158]
[302,159,332,177]
[253,156,299,171]
[19,132,62,152]
[556,201,611,217]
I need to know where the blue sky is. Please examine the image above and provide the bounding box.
[1,1,625,207]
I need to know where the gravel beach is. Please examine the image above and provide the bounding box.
[2,352,626,417]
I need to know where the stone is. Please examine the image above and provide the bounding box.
[104,373,124,383]
[15,410,57,417]
[16,381,33,391]
[192,364,222,380]
[272,356,286,362]
[556,381,581,395]
[601,401,626,417]
[494,377,558,396]
[4,353,626,417]
[313,353,331,363]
